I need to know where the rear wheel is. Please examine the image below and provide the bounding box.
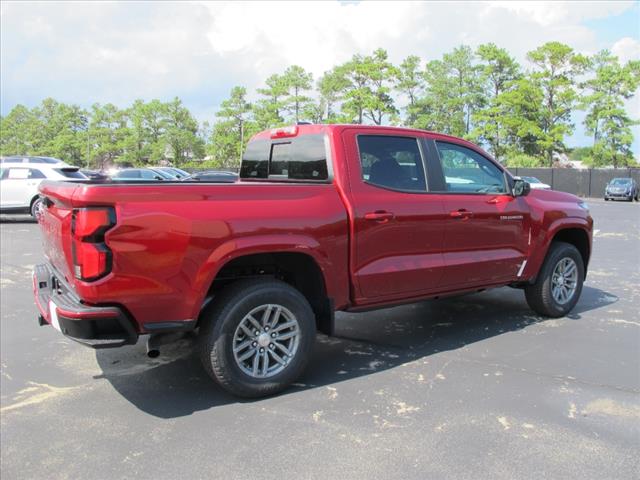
[525,242,584,317]
[198,279,316,398]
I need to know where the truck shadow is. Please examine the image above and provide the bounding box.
[0,215,37,224]
[94,285,617,418]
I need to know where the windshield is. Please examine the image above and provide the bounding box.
[152,169,175,179]
[610,178,631,186]
[521,176,541,183]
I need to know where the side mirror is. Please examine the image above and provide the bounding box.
[512,177,531,197]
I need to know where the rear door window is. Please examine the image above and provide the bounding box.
[356,135,427,192]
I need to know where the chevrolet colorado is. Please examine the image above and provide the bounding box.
[33,124,593,397]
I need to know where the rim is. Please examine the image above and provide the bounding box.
[551,257,578,305]
[232,304,300,379]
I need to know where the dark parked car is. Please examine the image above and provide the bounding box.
[604,177,638,202]
[155,167,190,179]
[80,169,109,181]
[182,170,238,182]
[111,168,172,181]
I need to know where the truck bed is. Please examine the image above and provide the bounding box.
[37,179,351,332]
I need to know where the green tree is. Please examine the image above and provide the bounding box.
[395,55,424,125]
[0,105,41,156]
[526,41,589,165]
[210,86,254,167]
[413,45,482,137]
[121,99,150,165]
[496,77,546,158]
[282,65,313,123]
[470,43,521,161]
[412,59,453,133]
[580,51,640,167]
[44,102,88,165]
[254,73,288,129]
[340,49,398,125]
[163,97,204,165]
[444,45,484,135]
[87,103,128,168]
[0,99,88,165]
[315,67,351,123]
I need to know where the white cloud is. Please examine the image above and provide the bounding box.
[1,0,638,152]
[489,1,632,26]
[198,0,636,83]
[612,37,640,63]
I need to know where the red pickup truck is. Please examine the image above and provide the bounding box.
[33,124,593,397]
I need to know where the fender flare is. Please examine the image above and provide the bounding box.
[524,217,592,281]
[189,234,334,320]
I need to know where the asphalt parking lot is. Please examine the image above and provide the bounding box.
[1,199,639,480]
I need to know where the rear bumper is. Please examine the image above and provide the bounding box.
[33,263,138,349]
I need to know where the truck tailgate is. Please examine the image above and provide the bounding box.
[37,181,80,287]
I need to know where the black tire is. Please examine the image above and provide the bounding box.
[604,197,609,201]
[198,279,316,398]
[525,241,584,318]
[30,196,42,218]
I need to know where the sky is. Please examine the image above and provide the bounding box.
[1,0,639,153]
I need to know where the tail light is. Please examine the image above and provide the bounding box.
[71,207,116,281]
[270,125,298,139]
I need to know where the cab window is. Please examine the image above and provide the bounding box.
[435,142,506,194]
[357,135,426,192]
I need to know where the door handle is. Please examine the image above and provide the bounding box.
[364,211,394,222]
[449,209,473,219]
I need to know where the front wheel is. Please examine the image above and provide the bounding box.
[198,279,316,398]
[30,196,42,218]
[525,242,584,317]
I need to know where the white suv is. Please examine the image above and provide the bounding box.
[0,163,87,217]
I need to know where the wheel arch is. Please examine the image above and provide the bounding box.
[528,220,592,282]
[193,239,335,334]
[551,228,590,274]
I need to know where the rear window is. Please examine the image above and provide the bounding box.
[54,168,86,179]
[240,134,328,181]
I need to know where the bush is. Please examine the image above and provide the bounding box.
[503,153,545,168]
[569,146,593,162]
